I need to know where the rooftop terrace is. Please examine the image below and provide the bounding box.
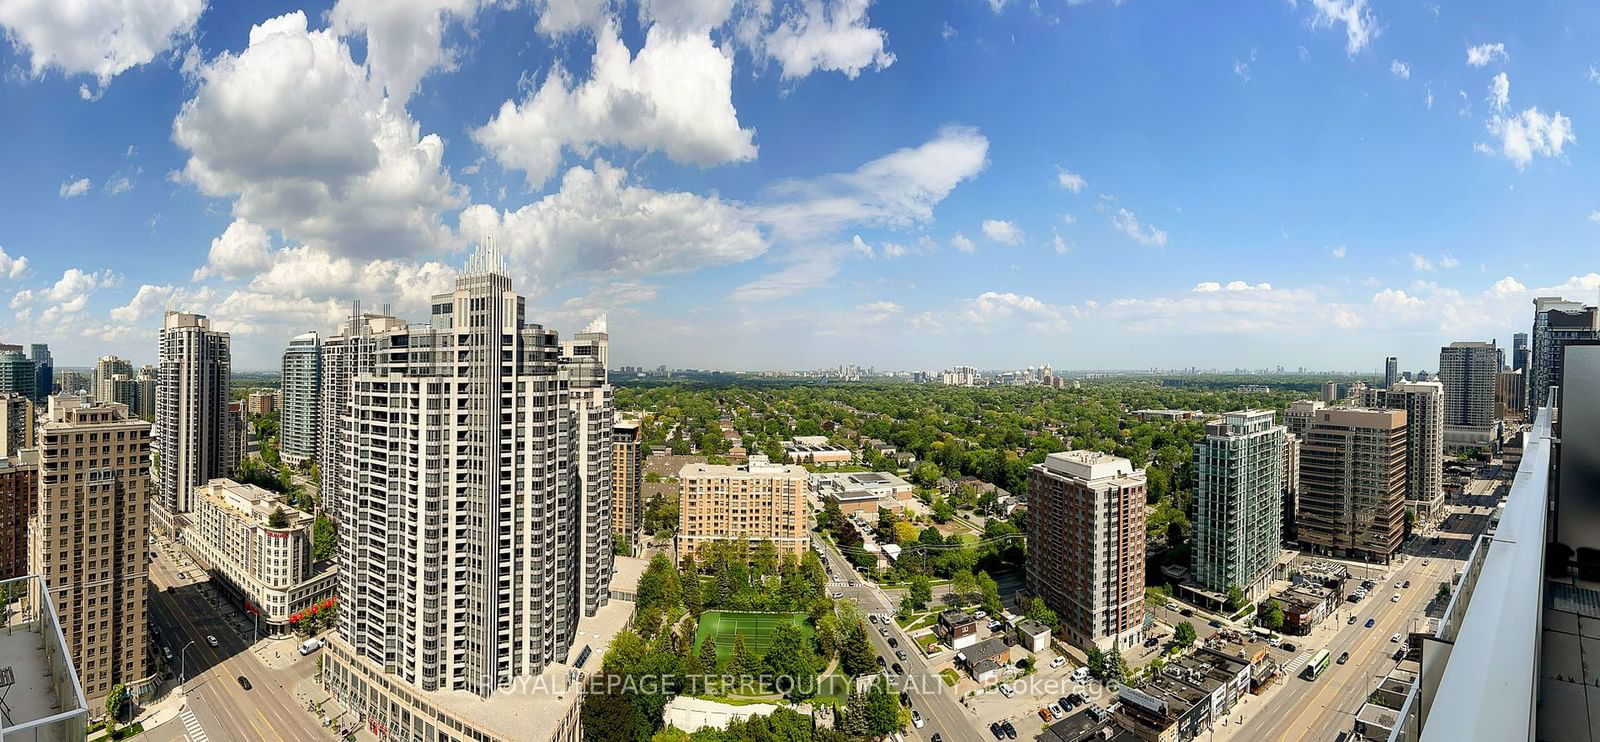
[0,575,87,742]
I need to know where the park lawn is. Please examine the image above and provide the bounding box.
[815,671,853,705]
[695,610,813,662]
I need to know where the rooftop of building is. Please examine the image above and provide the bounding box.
[197,478,314,530]
[0,575,88,739]
[958,637,1010,663]
[1038,450,1141,483]
[0,448,37,471]
[1015,619,1050,636]
[680,456,807,479]
[938,609,976,626]
[608,556,646,595]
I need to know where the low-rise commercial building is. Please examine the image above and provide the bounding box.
[1134,409,1202,422]
[185,478,336,635]
[781,436,852,465]
[1113,648,1251,741]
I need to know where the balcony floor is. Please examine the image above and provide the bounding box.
[1539,580,1600,742]
[0,621,63,732]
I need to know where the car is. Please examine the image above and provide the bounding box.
[1422,559,1430,565]
[888,637,898,648]
[1180,608,1193,617]
[832,592,843,599]
[876,656,886,666]
[1348,615,1358,625]
[1395,582,1402,589]
[1391,633,1402,643]
[900,690,910,705]
[1281,642,1296,652]
[879,627,889,637]
[1403,580,1411,589]
[911,710,924,728]
[1391,594,1401,603]
[868,614,878,624]
[990,722,1004,739]
[1208,619,1224,628]
[237,676,252,691]
[1002,721,1017,739]
[206,635,219,647]
[847,581,855,587]
[1337,652,1350,665]
[931,735,942,742]
[998,683,1015,698]
[892,663,903,675]
[1365,618,1376,628]
[896,650,907,661]
[1059,696,1074,712]
[1048,703,1062,716]
[1393,648,1407,661]
[1166,601,1180,611]
[973,610,987,619]
[987,620,1002,631]
[162,647,173,660]
[1038,708,1054,722]
[1050,656,1067,669]
[1145,636,1161,647]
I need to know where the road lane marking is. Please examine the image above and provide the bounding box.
[180,707,209,742]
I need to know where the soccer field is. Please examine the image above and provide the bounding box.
[694,610,813,661]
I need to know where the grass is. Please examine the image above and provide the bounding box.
[915,634,940,652]
[939,669,960,687]
[815,672,853,704]
[695,610,813,662]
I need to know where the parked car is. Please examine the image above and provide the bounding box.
[1393,648,1407,660]
[1038,708,1054,722]
[989,722,1003,739]
[1002,721,1017,739]
[1403,580,1411,588]
[911,710,924,728]
[1391,594,1401,603]
[876,656,886,666]
[832,592,843,599]
[1390,633,1402,643]
[1180,608,1193,617]
[869,614,878,624]
[896,650,907,661]
[1048,703,1062,717]
[1208,619,1224,628]
[1280,642,1296,652]
[237,676,252,691]
[999,683,1015,698]
[879,627,889,637]
[1365,618,1376,628]
[1166,601,1180,611]
[1337,652,1350,665]
[1059,696,1073,712]
[1422,559,1430,566]
[206,635,219,647]
[1348,615,1358,625]
[1050,656,1067,669]
[892,663,903,675]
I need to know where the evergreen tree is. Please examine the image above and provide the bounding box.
[699,636,722,676]
[729,630,755,682]
[840,619,876,677]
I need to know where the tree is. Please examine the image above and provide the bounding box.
[908,575,932,610]
[1104,647,1126,684]
[751,541,779,580]
[268,506,289,529]
[1024,596,1058,629]
[312,515,337,562]
[950,570,978,600]
[580,681,639,742]
[636,553,682,617]
[1260,600,1285,630]
[699,636,722,676]
[1436,581,1452,602]
[1226,584,1247,613]
[728,631,756,680]
[976,571,1003,616]
[1174,621,1197,647]
[863,676,902,737]
[1086,646,1105,679]
[931,496,956,524]
[815,612,840,661]
[104,683,126,731]
[840,619,876,677]
[612,532,631,557]
[682,572,704,618]
[763,622,820,702]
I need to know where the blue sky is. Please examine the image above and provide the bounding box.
[1,0,1597,371]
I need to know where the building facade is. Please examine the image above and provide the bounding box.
[30,344,52,401]
[186,479,337,635]
[1284,400,1325,440]
[0,351,36,402]
[317,311,404,522]
[280,332,321,467]
[326,250,611,706]
[0,449,37,580]
[562,317,614,617]
[1373,381,1446,524]
[1282,433,1300,544]
[1026,450,1147,652]
[1498,369,1526,421]
[1296,407,1407,562]
[92,356,132,406]
[155,311,231,535]
[29,397,153,703]
[1528,297,1599,418]
[1385,356,1399,389]
[0,394,34,458]
[246,389,278,416]
[1192,411,1284,600]
[611,419,643,545]
[677,457,809,564]
[1438,341,1499,451]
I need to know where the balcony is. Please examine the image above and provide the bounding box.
[0,575,87,742]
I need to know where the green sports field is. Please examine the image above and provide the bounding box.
[694,610,813,661]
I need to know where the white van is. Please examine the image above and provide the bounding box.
[1071,666,1091,683]
[998,683,1015,698]
[299,638,324,655]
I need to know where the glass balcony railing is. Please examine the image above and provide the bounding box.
[0,574,88,742]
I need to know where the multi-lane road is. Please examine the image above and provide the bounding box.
[1235,472,1505,741]
[145,536,330,742]
[815,534,984,741]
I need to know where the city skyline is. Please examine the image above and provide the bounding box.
[1,2,1599,370]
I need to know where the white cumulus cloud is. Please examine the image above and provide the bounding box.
[951,233,975,254]
[192,219,274,282]
[1390,59,1410,79]
[0,247,28,279]
[58,177,90,198]
[329,0,487,103]
[1465,42,1507,67]
[1307,0,1379,56]
[1055,166,1086,193]
[0,0,205,97]
[1487,107,1575,170]
[981,219,1023,245]
[742,0,895,81]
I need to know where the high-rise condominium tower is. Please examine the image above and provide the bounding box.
[612,419,643,542]
[676,457,809,565]
[1372,381,1446,524]
[93,355,133,405]
[1385,356,1398,389]
[30,343,52,400]
[1512,332,1529,373]
[0,350,36,401]
[1026,451,1147,652]
[30,396,153,703]
[1297,407,1407,561]
[1529,298,1600,418]
[0,449,36,580]
[280,331,321,468]
[0,393,34,458]
[1192,410,1284,600]
[325,248,612,706]
[561,316,614,617]
[1284,399,1325,439]
[155,311,231,535]
[1438,341,1498,451]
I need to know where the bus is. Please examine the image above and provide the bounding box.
[1302,649,1331,680]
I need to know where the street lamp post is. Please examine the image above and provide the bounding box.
[179,640,197,686]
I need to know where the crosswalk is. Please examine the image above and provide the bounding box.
[1280,650,1313,675]
[180,707,209,742]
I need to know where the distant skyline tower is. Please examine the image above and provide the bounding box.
[1512,332,1529,374]
[92,355,132,405]
[1529,297,1600,418]
[0,350,36,402]
[279,331,321,468]
[1438,341,1498,451]
[155,311,232,535]
[1384,356,1398,389]
[30,343,52,400]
